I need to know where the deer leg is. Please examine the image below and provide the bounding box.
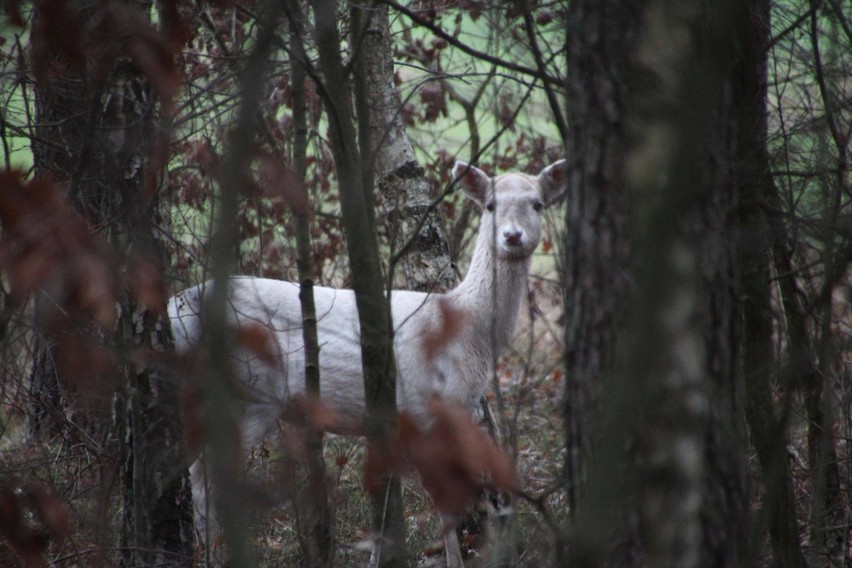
[441,513,464,568]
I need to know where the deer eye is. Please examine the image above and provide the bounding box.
[532,200,544,212]
[485,201,495,212]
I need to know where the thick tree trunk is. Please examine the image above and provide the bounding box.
[565,2,751,566]
[30,1,194,565]
[562,0,637,517]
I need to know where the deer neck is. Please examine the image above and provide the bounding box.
[452,230,530,358]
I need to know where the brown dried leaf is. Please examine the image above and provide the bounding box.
[364,439,401,496]
[536,10,554,26]
[4,0,25,27]
[397,404,484,516]
[365,399,516,517]
[0,174,66,297]
[72,252,117,328]
[0,169,29,225]
[278,428,309,465]
[498,99,516,131]
[302,395,359,434]
[4,246,56,304]
[157,0,193,48]
[282,395,363,436]
[0,172,119,324]
[180,382,206,458]
[420,297,468,362]
[233,323,278,366]
[0,485,25,539]
[420,81,447,123]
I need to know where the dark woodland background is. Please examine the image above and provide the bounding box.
[0,0,850,567]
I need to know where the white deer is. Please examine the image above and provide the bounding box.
[168,160,567,566]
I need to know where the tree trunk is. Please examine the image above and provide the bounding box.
[288,0,332,564]
[30,1,194,564]
[352,1,454,293]
[734,2,807,567]
[562,0,637,518]
[767,174,845,567]
[196,4,286,566]
[803,4,848,564]
[311,1,407,565]
[565,1,751,566]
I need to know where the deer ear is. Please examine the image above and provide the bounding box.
[538,159,568,206]
[452,161,490,206]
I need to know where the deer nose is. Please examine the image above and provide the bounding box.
[503,229,523,246]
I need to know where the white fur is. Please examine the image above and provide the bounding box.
[169,160,567,565]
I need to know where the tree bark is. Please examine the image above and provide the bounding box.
[353,1,454,293]
[562,0,637,518]
[30,1,194,565]
[565,2,751,566]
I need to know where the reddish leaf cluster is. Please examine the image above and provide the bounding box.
[365,399,517,518]
[0,172,117,327]
[0,483,70,567]
[0,171,127,412]
[233,322,280,367]
[29,0,87,81]
[420,81,448,123]
[90,4,183,114]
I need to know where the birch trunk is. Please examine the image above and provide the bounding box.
[353,1,454,292]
